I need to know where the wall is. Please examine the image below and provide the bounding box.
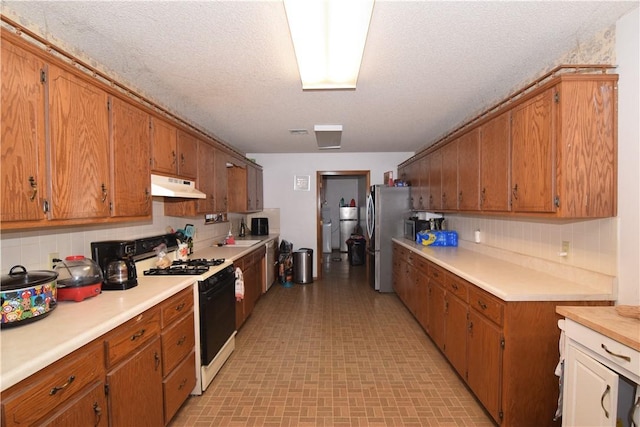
[615,8,640,305]
[247,152,413,272]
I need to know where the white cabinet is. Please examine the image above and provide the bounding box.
[561,318,640,427]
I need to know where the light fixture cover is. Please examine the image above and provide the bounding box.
[284,0,374,90]
[314,124,342,149]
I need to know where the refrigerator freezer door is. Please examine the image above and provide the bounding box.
[339,207,358,220]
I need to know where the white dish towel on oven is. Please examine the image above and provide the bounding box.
[235,267,244,301]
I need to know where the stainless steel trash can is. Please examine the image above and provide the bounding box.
[293,248,313,284]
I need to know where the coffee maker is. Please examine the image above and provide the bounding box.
[90,240,138,290]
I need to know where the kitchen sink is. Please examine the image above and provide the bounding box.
[226,239,262,247]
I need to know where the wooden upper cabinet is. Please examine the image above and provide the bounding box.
[150,117,177,175]
[109,97,151,218]
[440,140,458,210]
[255,167,264,211]
[196,141,216,214]
[427,150,442,211]
[479,112,511,211]
[247,163,258,212]
[457,128,480,211]
[176,130,198,180]
[48,64,110,220]
[1,36,47,224]
[555,76,617,217]
[214,148,229,213]
[510,88,555,213]
[416,156,429,210]
[227,161,263,213]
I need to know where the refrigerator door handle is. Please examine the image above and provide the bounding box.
[366,193,374,240]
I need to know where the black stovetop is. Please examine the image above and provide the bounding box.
[143,258,226,276]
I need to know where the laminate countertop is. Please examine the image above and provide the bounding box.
[556,305,640,351]
[0,235,279,392]
[393,237,614,302]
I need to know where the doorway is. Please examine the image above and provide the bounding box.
[315,170,370,280]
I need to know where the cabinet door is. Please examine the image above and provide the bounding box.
[48,64,110,219]
[415,258,429,331]
[106,336,164,427]
[110,97,151,217]
[176,129,198,179]
[427,280,445,350]
[444,293,468,377]
[403,160,418,210]
[197,141,216,214]
[38,381,107,427]
[479,112,511,211]
[562,344,619,427]
[467,310,503,423]
[247,164,257,211]
[416,156,429,210]
[428,151,442,211]
[441,141,458,210]
[457,128,480,211]
[150,117,177,175]
[511,89,555,213]
[1,38,47,223]
[214,148,229,213]
[255,167,264,211]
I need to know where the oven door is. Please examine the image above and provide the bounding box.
[199,275,236,366]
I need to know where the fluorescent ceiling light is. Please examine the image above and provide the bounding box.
[315,124,342,149]
[284,0,374,90]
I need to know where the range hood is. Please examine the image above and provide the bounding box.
[151,174,206,199]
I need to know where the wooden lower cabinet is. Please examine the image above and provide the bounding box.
[106,336,164,427]
[1,289,195,427]
[0,340,106,427]
[392,242,612,426]
[235,246,266,329]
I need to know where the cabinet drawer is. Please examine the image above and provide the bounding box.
[160,287,194,328]
[468,286,504,326]
[163,350,197,424]
[2,341,105,427]
[565,319,640,380]
[161,312,195,375]
[104,307,161,368]
[445,274,469,302]
[427,262,446,283]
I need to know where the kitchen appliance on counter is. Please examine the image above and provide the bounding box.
[366,185,410,292]
[1,266,58,327]
[54,255,103,301]
[404,213,444,241]
[91,240,137,290]
[251,217,269,236]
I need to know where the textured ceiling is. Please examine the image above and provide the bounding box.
[1,1,637,155]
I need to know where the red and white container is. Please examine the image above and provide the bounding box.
[54,256,103,302]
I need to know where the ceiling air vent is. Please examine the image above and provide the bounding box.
[314,125,342,150]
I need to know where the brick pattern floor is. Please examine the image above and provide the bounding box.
[169,253,494,426]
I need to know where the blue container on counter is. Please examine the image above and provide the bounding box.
[416,230,458,247]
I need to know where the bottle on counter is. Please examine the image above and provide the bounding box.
[239,219,246,237]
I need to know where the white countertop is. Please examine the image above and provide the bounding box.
[393,238,614,302]
[0,234,278,392]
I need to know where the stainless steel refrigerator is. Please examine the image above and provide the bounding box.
[365,185,410,292]
[339,206,358,252]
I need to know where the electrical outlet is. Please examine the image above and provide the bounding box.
[49,252,59,268]
[561,241,570,256]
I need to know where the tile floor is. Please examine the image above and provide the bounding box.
[169,253,495,427]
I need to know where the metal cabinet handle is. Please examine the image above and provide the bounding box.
[177,335,187,346]
[130,328,146,341]
[154,351,161,371]
[512,184,519,200]
[458,191,463,203]
[600,384,611,419]
[452,283,459,291]
[468,321,473,332]
[481,188,486,204]
[175,302,186,312]
[171,150,176,166]
[178,378,188,390]
[93,402,102,427]
[28,176,38,201]
[629,396,639,427]
[101,183,108,203]
[50,375,75,395]
[601,343,632,362]
[181,153,185,166]
[477,300,488,310]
